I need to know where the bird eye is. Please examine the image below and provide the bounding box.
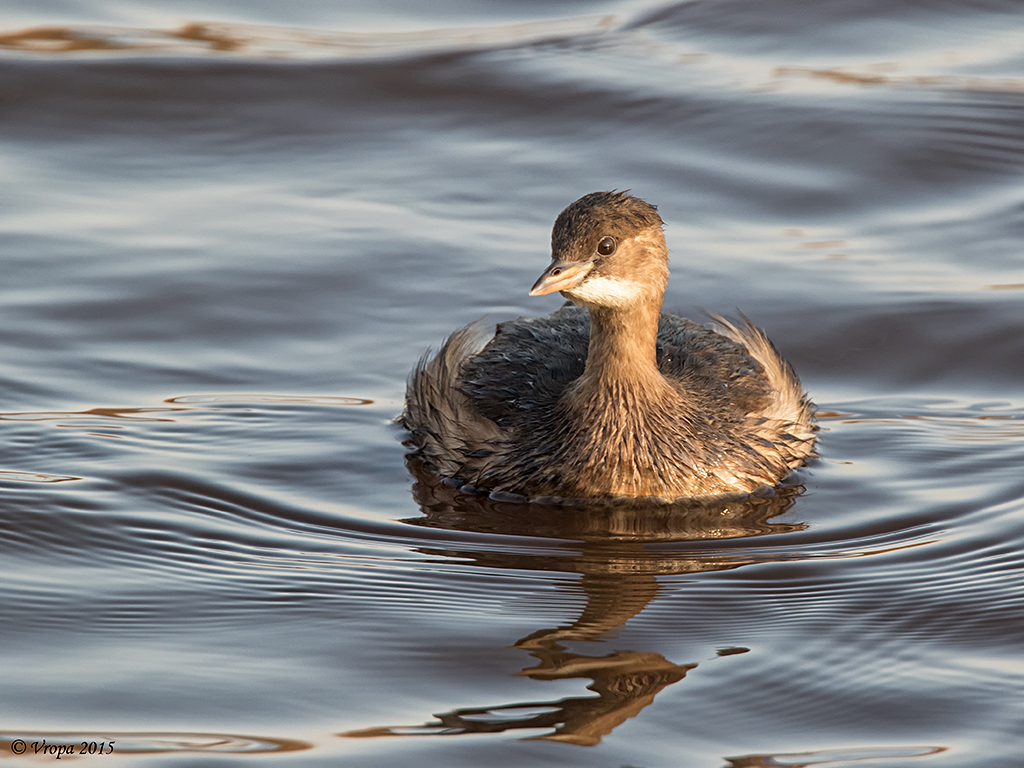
[597,236,616,256]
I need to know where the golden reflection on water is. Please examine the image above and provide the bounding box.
[0,16,613,58]
[345,645,696,746]
[775,64,1024,93]
[341,463,943,745]
[0,26,131,53]
[342,559,696,746]
[3,19,1023,97]
[341,458,806,745]
[401,455,807,545]
[0,469,79,483]
[0,406,186,423]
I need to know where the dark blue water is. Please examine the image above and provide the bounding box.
[2,1,1024,766]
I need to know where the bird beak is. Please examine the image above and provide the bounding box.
[529,260,593,297]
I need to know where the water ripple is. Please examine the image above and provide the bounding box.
[0,17,615,60]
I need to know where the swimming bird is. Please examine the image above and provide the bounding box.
[399,191,815,503]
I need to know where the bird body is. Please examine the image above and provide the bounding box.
[400,192,815,503]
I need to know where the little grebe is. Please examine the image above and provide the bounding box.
[399,191,815,502]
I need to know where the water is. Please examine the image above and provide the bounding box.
[1,1,1023,765]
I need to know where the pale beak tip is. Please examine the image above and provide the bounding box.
[528,282,552,297]
[529,260,590,298]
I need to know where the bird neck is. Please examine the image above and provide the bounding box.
[555,297,693,500]
[580,300,666,392]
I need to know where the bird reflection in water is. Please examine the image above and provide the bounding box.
[342,456,806,746]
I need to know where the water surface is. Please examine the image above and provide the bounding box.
[2,1,1023,766]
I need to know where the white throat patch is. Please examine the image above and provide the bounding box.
[569,275,645,308]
